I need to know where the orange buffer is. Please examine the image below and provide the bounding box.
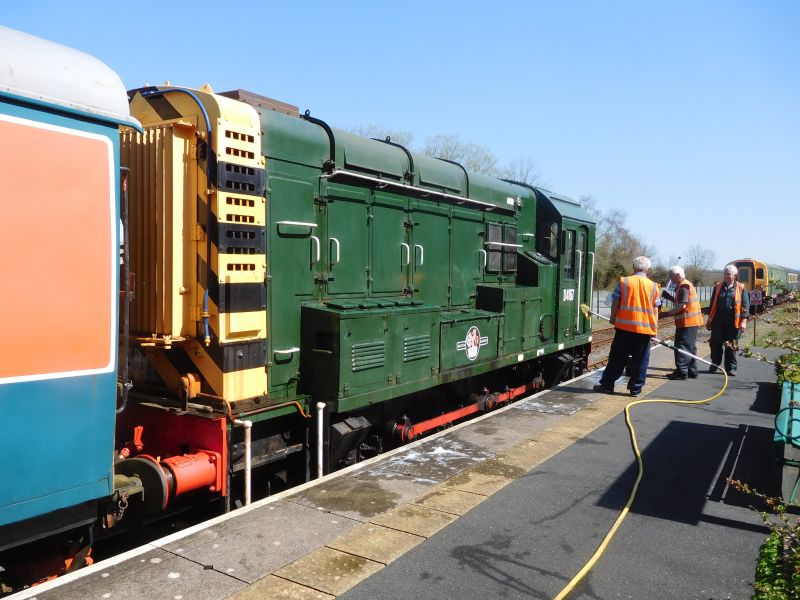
[390,379,543,444]
[115,450,224,515]
[161,450,223,496]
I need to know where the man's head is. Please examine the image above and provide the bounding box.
[668,265,685,284]
[633,256,651,274]
[723,264,738,285]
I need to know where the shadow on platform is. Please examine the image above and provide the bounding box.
[597,421,775,534]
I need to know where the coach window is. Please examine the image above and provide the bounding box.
[738,270,749,283]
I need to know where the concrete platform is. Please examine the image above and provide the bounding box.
[16,343,781,600]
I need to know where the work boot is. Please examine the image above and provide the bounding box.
[593,384,614,394]
[709,365,718,373]
[688,371,698,379]
[667,371,688,380]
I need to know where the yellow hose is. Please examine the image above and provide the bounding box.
[553,370,729,600]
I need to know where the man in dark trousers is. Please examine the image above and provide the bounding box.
[593,256,661,397]
[706,264,750,376]
[661,265,704,379]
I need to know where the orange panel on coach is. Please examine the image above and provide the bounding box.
[0,115,115,383]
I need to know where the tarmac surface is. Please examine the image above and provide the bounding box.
[17,343,783,600]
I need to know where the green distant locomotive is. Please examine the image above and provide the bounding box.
[120,85,596,484]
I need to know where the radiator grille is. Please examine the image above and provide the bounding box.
[404,335,431,362]
[351,340,386,372]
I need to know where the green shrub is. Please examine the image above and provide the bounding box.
[776,353,800,386]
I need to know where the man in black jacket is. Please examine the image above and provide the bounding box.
[706,264,750,376]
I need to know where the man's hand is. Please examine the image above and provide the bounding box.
[706,322,712,331]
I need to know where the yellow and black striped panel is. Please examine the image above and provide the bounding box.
[127,85,267,402]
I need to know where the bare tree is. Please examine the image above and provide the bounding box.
[345,124,414,147]
[499,156,545,187]
[343,125,546,188]
[587,203,660,289]
[684,244,716,284]
[422,134,499,175]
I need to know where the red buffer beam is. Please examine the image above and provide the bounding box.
[391,379,543,444]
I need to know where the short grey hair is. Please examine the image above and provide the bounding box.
[669,265,685,278]
[633,256,651,273]
[724,264,738,275]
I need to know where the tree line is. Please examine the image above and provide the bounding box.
[346,124,717,288]
[345,125,544,187]
[581,196,716,289]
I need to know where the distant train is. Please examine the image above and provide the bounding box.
[0,25,595,588]
[731,258,799,309]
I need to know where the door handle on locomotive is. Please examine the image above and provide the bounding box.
[414,244,424,266]
[310,236,320,264]
[330,237,340,267]
[401,242,410,266]
[478,249,487,270]
[276,220,318,228]
[274,347,300,356]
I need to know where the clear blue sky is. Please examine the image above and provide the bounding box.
[5,1,798,268]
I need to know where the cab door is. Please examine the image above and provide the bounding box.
[574,227,590,336]
[371,191,409,295]
[410,198,450,305]
[557,227,577,342]
[325,184,369,296]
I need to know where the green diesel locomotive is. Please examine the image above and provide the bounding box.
[119,85,595,499]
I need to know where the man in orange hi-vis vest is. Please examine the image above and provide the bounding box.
[661,265,704,380]
[593,256,661,397]
[706,264,750,376]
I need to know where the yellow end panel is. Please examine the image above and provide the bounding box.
[208,297,266,343]
[223,367,268,402]
[121,125,197,339]
[211,247,266,285]
[217,120,263,169]
[185,339,267,400]
[216,192,265,227]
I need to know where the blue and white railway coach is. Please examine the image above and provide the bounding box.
[0,25,140,572]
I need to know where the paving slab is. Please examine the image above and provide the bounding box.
[413,487,488,515]
[368,504,459,538]
[442,458,527,495]
[34,548,246,600]
[363,436,496,484]
[160,500,361,583]
[326,523,425,564]
[449,406,561,453]
[230,575,334,600]
[273,547,383,596]
[285,467,434,522]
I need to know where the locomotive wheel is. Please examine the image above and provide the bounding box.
[116,457,169,515]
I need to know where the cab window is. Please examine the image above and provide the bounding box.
[563,230,575,279]
[756,268,765,279]
[538,221,559,260]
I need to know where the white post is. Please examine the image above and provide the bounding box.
[233,419,252,506]
[316,402,326,479]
